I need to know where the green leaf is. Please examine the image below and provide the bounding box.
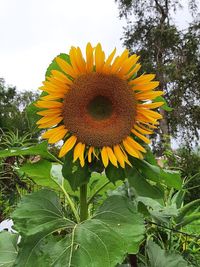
[125,165,164,199]
[12,189,75,266]
[137,197,178,223]
[154,96,173,111]
[42,195,144,267]
[20,159,76,195]
[105,164,126,183]
[0,231,18,267]
[62,152,91,191]
[146,240,189,267]
[13,190,144,267]
[160,169,182,189]
[0,141,58,162]
[176,199,200,223]
[45,53,71,78]
[132,159,182,189]
[175,213,200,229]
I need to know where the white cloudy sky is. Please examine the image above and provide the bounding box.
[0,0,195,92]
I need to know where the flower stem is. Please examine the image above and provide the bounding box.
[80,183,88,222]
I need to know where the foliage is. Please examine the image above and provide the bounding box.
[0,78,38,134]
[0,231,18,267]
[115,0,200,151]
[164,147,200,203]
[11,189,144,267]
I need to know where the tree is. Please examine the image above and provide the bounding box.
[115,0,200,153]
[0,78,38,134]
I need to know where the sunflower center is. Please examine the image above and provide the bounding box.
[63,72,136,147]
[87,95,113,120]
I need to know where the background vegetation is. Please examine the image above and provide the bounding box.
[0,0,199,266]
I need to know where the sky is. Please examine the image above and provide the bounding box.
[0,0,196,92]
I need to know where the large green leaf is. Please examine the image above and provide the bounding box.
[137,197,178,223]
[0,231,18,267]
[42,195,144,267]
[146,240,188,267]
[0,141,58,162]
[20,159,76,195]
[125,165,164,199]
[132,159,182,189]
[12,189,75,266]
[12,190,144,267]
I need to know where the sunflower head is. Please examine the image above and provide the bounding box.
[36,43,164,168]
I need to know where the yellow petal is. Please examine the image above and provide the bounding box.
[103,48,116,72]
[48,128,68,144]
[135,91,163,100]
[69,47,81,74]
[123,139,140,158]
[136,113,157,124]
[79,143,85,167]
[101,147,109,168]
[126,64,141,79]
[59,135,77,158]
[106,147,118,167]
[55,56,76,77]
[41,93,66,101]
[88,146,94,163]
[42,126,65,139]
[47,76,70,87]
[131,129,151,144]
[141,122,158,129]
[131,81,159,91]
[134,124,153,135]
[38,117,63,128]
[36,101,63,109]
[73,142,83,162]
[110,49,129,73]
[131,74,156,85]
[113,145,125,168]
[37,109,62,116]
[73,142,85,167]
[51,70,73,85]
[76,47,86,73]
[118,55,140,76]
[138,109,163,119]
[36,114,62,124]
[125,136,146,153]
[119,145,132,166]
[138,102,164,109]
[95,43,105,72]
[86,42,94,72]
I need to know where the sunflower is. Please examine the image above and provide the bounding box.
[36,43,163,168]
